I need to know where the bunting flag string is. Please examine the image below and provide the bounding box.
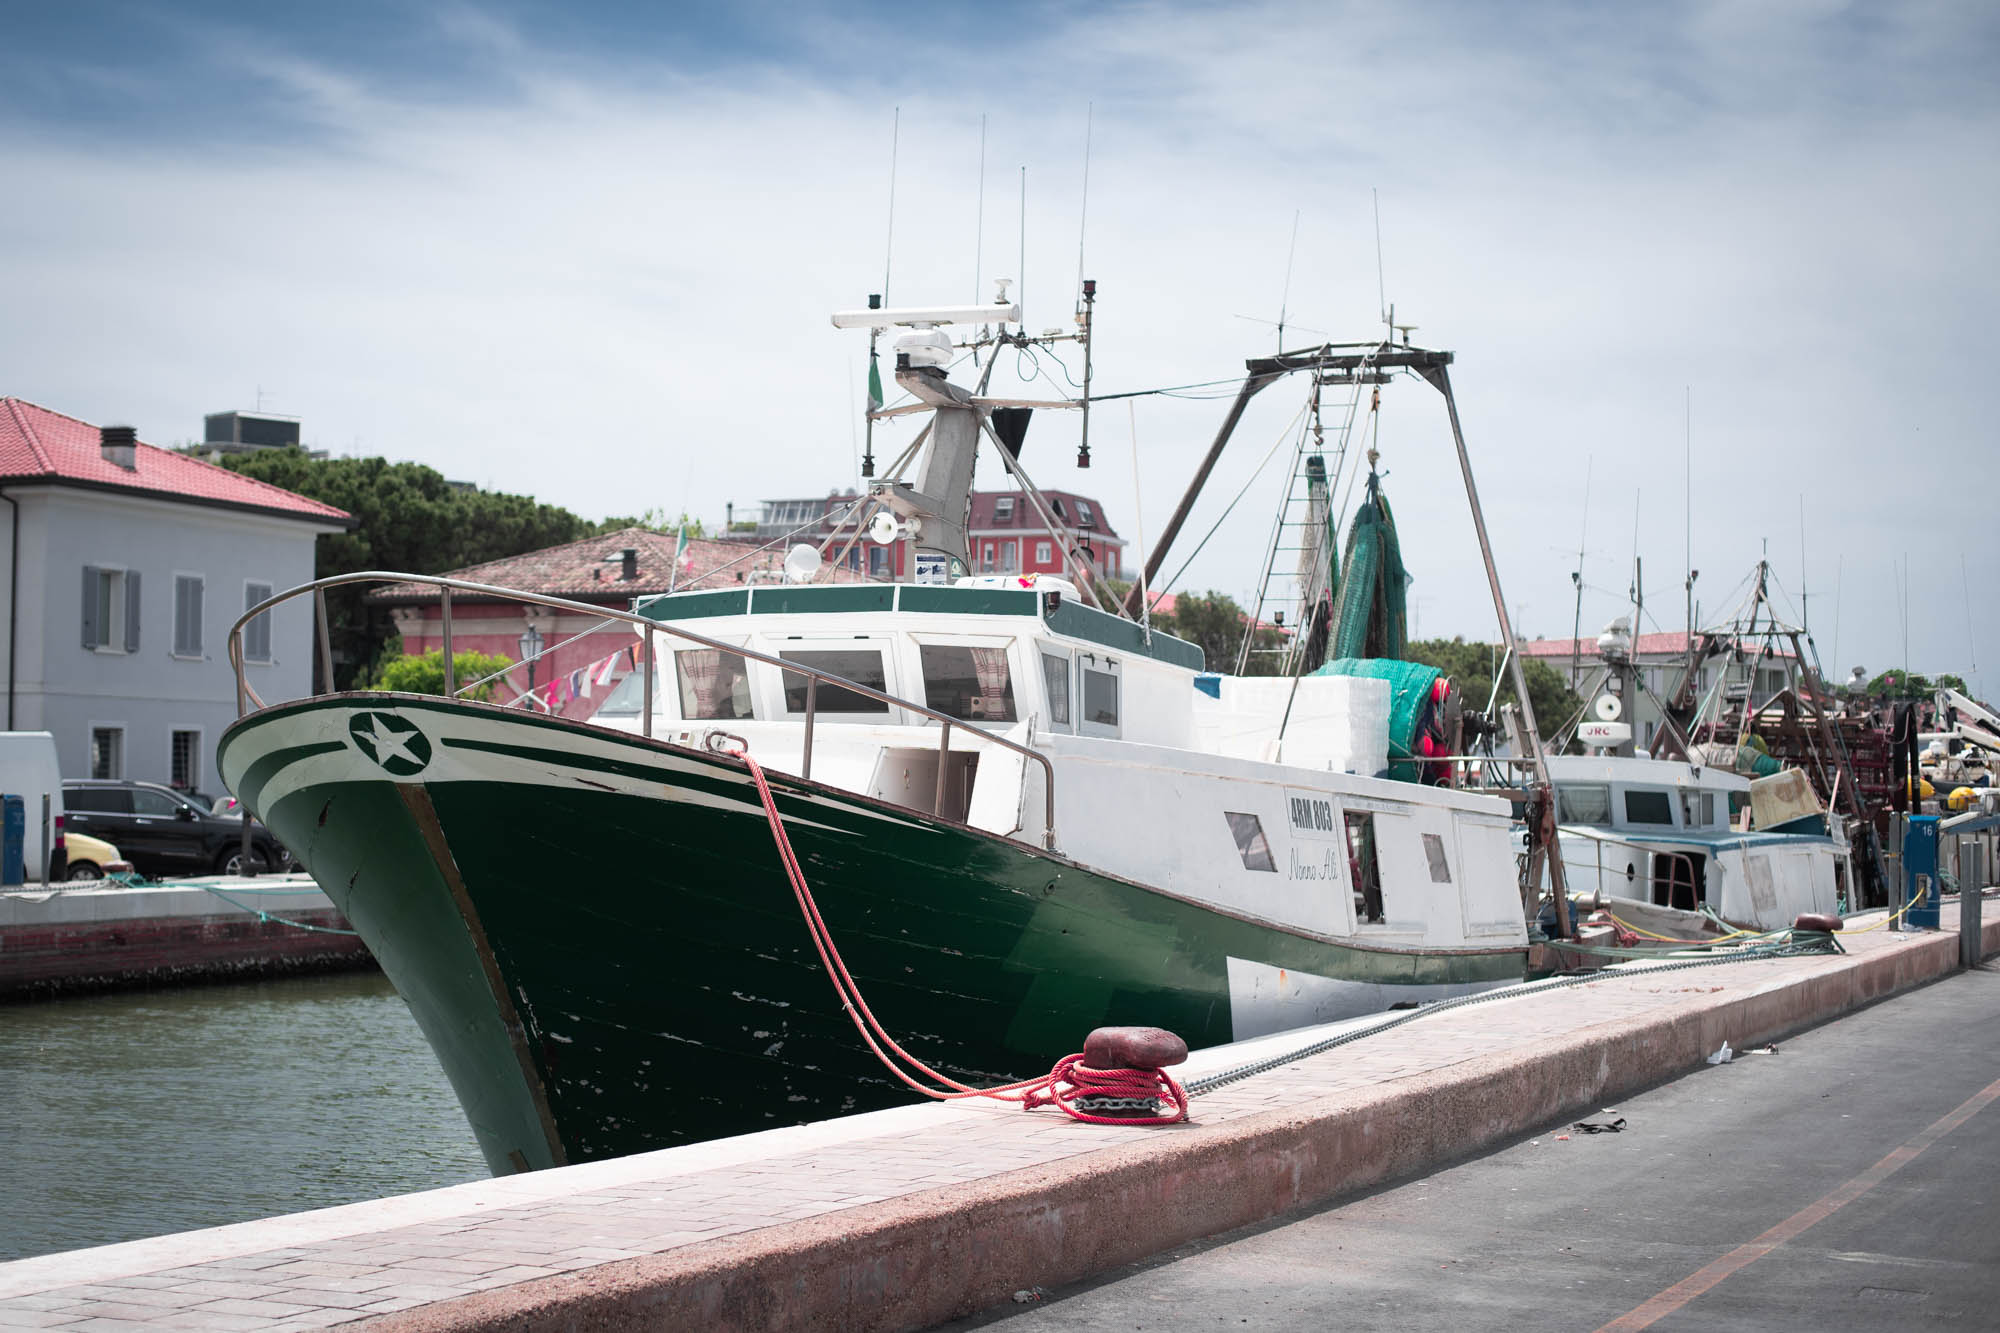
[509,637,641,711]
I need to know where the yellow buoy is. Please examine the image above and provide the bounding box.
[1948,786,1978,812]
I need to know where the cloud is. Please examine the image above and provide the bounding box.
[0,0,1994,688]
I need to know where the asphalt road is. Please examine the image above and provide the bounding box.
[964,960,2000,1332]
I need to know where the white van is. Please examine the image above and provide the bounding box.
[0,731,66,884]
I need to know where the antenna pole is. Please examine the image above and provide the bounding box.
[882,108,899,305]
[1372,188,1386,327]
[1018,166,1027,326]
[1684,385,1693,655]
[1075,103,1093,299]
[973,114,986,304]
[1798,492,1809,636]
[1279,209,1300,352]
[1570,457,1591,693]
[1076,106,1095,469]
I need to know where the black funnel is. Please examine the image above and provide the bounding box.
[991,407,1032,474]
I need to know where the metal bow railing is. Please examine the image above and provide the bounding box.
[227,572,1059,849]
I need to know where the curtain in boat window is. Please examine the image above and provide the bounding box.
[920,644,1017,723]
[676,649,751,720]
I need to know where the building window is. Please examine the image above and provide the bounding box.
[1000,540,1018,573]
[82,566,138,653]
[920,645,1016,722]
[242,582,274,663]
[1051,497,1068,521]
[1076,500,1094,527]
[173,575,205,657]
[91,727,124,780]
[868,545,891,576]
[993,496,1016,523]
[981,543,996,573]
[1034,541,1052,566]
[171,729,202,791]
[1224,812,1276,872]
[1041,653,1070,726]
[1347,811,1383,922]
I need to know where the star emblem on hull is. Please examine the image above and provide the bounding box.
[348,711,434,776]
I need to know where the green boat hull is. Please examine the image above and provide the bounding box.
[220,696,1524,1173]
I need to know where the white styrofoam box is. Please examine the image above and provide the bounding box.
[1190,675,1391,776]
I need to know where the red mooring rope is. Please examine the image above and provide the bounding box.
[720,738,1188,1127]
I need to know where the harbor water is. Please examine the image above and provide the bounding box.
[0,970,486,1262]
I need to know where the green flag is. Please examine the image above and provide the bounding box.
[866,354,883,415]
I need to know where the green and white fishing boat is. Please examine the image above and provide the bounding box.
[218,293,1566,1174]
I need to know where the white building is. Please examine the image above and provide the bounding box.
[0,399,350,794]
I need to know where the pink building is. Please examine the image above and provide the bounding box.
[375,527,855,719]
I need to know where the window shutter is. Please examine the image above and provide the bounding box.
[124,571,141,652]
[82,566,100,649]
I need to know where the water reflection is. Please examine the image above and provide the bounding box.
[0,970,485,1262]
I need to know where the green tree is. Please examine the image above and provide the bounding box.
[222,449,602,687]
[1868,669,1933,698]
[1403,637,1584,733]
[587,509,705,538]
[370,649,516,702]
[1154,590,1286,675]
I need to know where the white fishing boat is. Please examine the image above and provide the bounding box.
[217,289,1567,1172]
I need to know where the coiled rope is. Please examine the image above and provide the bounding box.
[714,735,1186,1125]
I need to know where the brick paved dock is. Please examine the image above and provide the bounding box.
[1,902,1988,1332]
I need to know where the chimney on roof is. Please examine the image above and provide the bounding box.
[99,425,138,470]
[619,548,638,581]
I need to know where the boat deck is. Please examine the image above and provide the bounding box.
[0,901,1989,1332]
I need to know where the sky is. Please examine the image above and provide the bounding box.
[3,0,1995,693]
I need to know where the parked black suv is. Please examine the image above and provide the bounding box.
[61,780,294,878]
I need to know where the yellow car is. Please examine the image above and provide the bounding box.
[64,830,134,881]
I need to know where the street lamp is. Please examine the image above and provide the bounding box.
[518,625,545,690]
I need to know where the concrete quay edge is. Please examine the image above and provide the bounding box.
[371,918,1994,1333]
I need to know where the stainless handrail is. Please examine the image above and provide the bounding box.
[227,571,1059,849]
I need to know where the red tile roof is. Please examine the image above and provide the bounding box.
[1520,631,1795,660]
[372,527,868,604]
[967,488,1122,541]
[0,398,351,524]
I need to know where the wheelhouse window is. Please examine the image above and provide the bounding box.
[1422,832,1452,883]
[779,649,889,713]
[1680,790,1716,829]
[920,644,1016,723]
[1225,812,1276,872]
[1623,788,1677,826]
[1556,784,1611,825]
[1080,659,1120,735]
[1347,811,1383,923]
[674,649,752,720]
[1041,652,1071,727]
